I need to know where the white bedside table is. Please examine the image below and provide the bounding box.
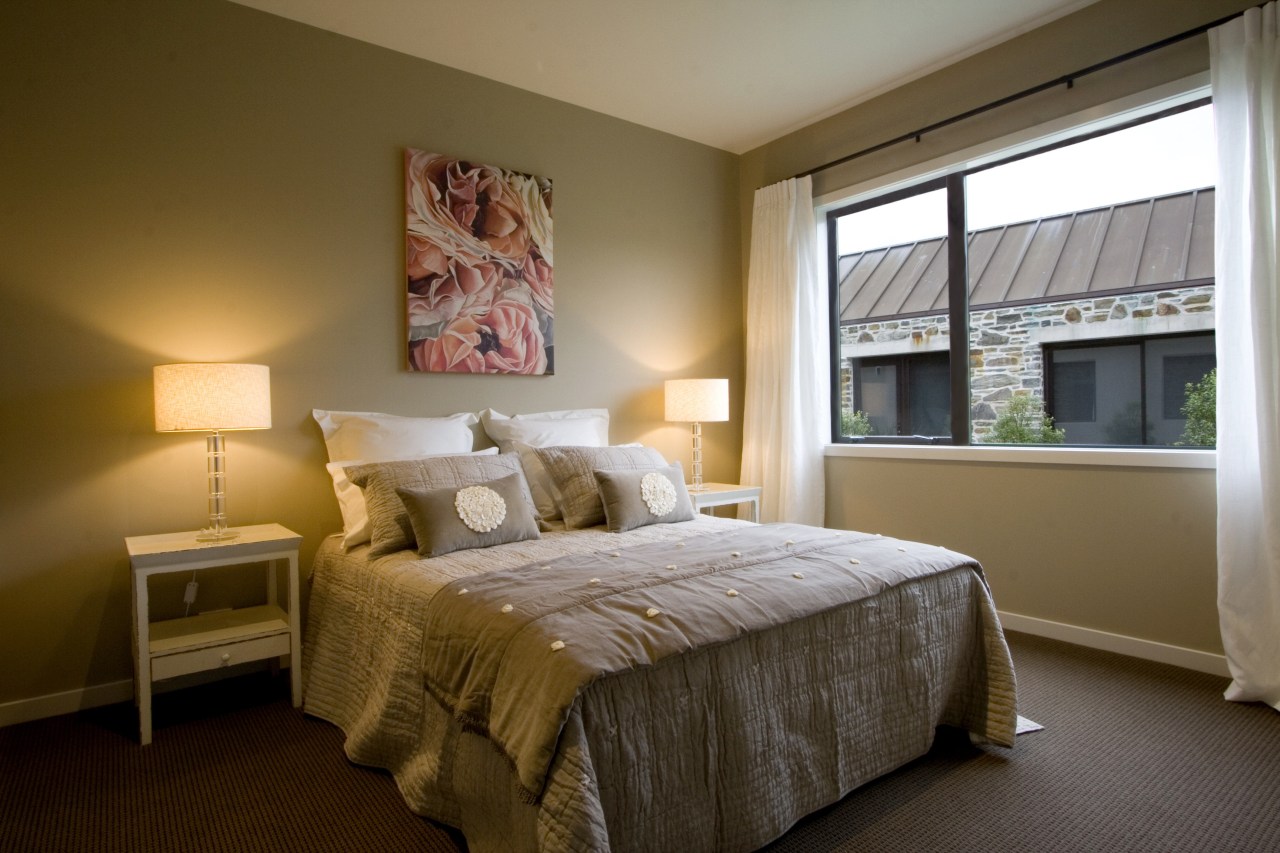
[126,523,302,744]
[689,483,762,523]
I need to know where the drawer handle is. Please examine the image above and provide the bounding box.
[220,653,232,666]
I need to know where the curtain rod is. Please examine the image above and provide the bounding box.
[785,7,1250,183]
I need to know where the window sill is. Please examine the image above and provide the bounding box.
[825,443,1216,469]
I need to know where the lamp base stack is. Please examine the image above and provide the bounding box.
[196,431,239,542]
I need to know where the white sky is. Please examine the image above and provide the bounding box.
[836,104,1216,255]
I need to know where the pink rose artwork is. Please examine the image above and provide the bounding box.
[405,149,553,374]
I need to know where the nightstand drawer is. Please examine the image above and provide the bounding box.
[151,633,291,681]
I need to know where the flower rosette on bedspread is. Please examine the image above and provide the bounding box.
[419,522,1014,803]
[406,149,554,375]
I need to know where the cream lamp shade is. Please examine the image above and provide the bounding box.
[154,363,272,432]
[664,378,729,424]
[153,363,271,541]
[665,378,729,492]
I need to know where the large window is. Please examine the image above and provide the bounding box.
[829,101,1217,448]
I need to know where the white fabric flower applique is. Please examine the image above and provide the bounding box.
[455,484,507,533]
[640,472,677,516]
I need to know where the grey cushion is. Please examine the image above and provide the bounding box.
[396,472,540,558]
[347,453,532,557]
[534,445,667,529]
[594,463,696,533]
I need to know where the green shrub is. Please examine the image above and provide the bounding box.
[841,409,873,437]
[985,395,1065,444]
[1177,368,1216,447]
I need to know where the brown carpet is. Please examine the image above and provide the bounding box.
[2,631,1277,852]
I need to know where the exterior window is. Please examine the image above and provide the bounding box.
[846,352,949,437]
[1045,333,1215,446]
[829,101,1217,448]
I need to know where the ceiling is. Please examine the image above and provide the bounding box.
[230,0,1098,154]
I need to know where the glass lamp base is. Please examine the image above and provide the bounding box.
[196,527,240,542]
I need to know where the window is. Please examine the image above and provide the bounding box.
[829,101,1216,448]
[1045,333,1215,446]
[845,353,950,438]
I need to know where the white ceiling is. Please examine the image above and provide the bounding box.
[230,0,1098,153]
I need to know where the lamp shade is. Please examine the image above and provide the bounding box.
[665,378,729,423]
[154,363,272,432]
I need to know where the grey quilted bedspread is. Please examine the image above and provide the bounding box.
[421,522,1012,804]
[303,517,1017,852]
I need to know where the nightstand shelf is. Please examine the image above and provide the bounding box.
[127,523,301,744]
[690,483,762,523]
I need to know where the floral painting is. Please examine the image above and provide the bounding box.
[405,149,553,374]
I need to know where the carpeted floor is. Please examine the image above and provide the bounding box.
[2,631,1277,852]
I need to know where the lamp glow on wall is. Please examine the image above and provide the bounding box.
[154,363,272,542]
[665,378,728,492]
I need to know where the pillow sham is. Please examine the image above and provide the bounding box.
[346,453,532,557]
[326,448,498,550]
[480,408,610,520]
[594,463,696,533]
[534,444,668,530]
[396,472,541,558]
[313,409,477,463]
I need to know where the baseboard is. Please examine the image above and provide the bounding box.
[0,659,290,729]
[999,610,1230,677]
[0,679,135,728]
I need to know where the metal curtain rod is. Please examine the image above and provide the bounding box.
[787,7,1250,182]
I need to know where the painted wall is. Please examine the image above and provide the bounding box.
[0,0,741,707]
[740,0,1252,657]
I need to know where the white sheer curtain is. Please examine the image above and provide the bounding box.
[740,176,828,525]
[1210,4,1280,711]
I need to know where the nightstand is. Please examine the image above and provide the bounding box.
[126,523,302,745]
[689,483,762,523]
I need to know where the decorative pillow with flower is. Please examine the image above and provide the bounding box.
[396,472,540,558]
[346,453,534,557]
[594,463,696,533]
[534,445,668,530]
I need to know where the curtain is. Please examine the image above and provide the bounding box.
[1210,4,1280,710]
[740,176,828,525]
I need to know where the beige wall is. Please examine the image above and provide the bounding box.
[0,0,741,705]
[826,456,1221,653]
[741,0,1251,658]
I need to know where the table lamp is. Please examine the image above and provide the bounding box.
[665,378,728,492]
[154,363,272,541]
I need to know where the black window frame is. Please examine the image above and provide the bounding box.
[826,97,1213,447]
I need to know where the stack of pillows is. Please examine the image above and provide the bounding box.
[315,408,696,559]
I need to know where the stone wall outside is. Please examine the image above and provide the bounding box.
[839,285,1215,441]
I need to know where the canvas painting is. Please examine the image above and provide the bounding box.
[405,149,553,374]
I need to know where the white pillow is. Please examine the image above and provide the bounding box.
[479,408,609,450]
[480,409,610,520]
[313,409,478,463]
[327,448,498,550]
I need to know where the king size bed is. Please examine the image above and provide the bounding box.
[301,408,1017,852]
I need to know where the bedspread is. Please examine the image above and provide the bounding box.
[303,517,1017,852]
[422,523,1010,803]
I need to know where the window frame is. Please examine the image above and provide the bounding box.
[825,95,1214,449]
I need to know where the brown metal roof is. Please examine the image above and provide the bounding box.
[837,187,1215,324]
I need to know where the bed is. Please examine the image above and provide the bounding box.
[301,408,1017,852]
